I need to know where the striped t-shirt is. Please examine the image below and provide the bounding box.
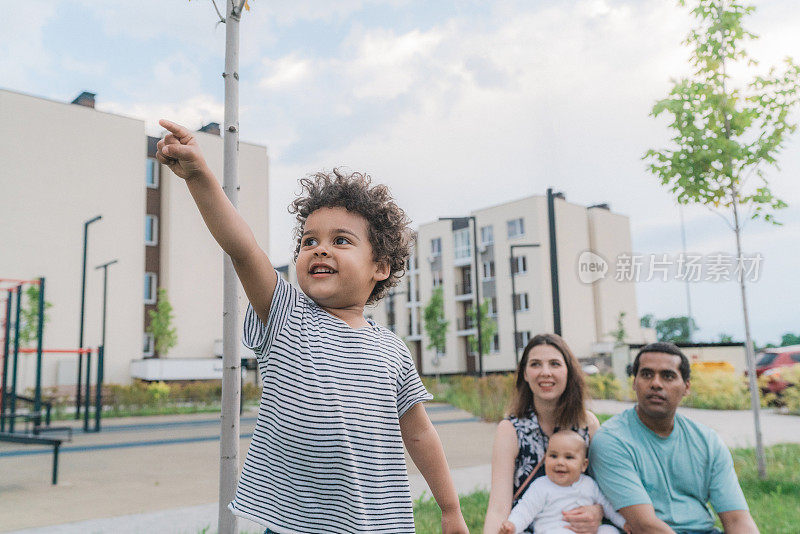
[228,274,432,533]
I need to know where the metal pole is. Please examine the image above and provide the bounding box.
[95,260,118,350]
[546,189,562,336]
[219,1,242,531]
[10,286,22,433]
[471,216,484,377]
[1,290,12,432]
[77,215,102,419]
[95,345,104,432]
[34,278,45,426]
[83,348,92,432]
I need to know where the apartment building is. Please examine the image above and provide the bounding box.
[0,89,269,390]
[368,193,647,375]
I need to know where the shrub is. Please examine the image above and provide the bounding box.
[682,369,750,410]
[585,373,622,400]
[422,374,514,422]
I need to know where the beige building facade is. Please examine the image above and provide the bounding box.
[368,193,648,375]
[0,89,269,391]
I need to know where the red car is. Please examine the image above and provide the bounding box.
[756,346,800,394]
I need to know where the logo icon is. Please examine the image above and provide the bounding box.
[577,251,608,284]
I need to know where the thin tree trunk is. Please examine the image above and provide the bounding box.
[731,193,767,480]
[218,1,242,532]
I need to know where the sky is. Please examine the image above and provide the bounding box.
[3,0,799,346]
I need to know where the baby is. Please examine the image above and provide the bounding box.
[500,430,628,534]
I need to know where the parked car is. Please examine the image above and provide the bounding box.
[756,345,800,377]
[756,346,800,394]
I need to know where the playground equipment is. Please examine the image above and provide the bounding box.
[0,277,106,484]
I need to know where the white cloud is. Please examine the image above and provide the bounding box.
[259,55,312,89]
[99,95,225,137]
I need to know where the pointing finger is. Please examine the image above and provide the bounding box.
[159,119,193,142]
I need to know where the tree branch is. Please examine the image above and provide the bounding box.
[210,0,225,23]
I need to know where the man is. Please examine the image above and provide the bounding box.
[589,342,759,534]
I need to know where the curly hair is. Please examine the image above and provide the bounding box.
[288,169,412,305]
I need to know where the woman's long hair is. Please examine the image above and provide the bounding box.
[508,333,587,429]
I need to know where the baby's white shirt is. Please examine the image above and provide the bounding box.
[507,474,626,533]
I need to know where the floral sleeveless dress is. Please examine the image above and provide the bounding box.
[507,410,590,533]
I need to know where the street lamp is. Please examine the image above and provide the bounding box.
[439,216,483,377]
[510,243,540,365]
[77,214,102,419]
[94,260,118,348]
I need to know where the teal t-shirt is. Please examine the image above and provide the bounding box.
[588,408,748,532]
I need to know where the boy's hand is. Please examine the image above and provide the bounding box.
[499,520,516,534]
[156,119,210,180]
[441,508,469,534]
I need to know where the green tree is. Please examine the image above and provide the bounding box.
[147,288,177,356]
[19,285,53,347]
[781,333,800,346]
[639,313,655,329]
[655,316,699,344]
[718,333,734,343]
[610,311,627,344]
[645,0,800,478]
[466,299,498,356]
[422,287,448,355]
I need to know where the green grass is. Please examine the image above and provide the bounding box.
[413,490,490,533]
[412,443,800,534]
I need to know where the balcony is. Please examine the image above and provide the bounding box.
[456,317,477,337]
[455,282,473,301]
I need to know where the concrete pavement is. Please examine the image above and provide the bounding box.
[1,403,495,533]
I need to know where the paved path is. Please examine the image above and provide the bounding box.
[0,404,495,533]
[3,401,799,533]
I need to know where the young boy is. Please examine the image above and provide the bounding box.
[499,430,628,534]
[156,120,468,533]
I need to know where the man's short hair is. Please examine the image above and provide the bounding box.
[630,342,691,381]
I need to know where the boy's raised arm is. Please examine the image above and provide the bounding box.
[157,119,277,319]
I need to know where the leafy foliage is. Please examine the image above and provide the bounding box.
[609,311,627,344]
[147,288,177,356]
[422,287,448,354]
[683,368,750,409]
[645,0,800,224]
[19,285,53,347]
[466,299,498,355]
[655,315,699,343]
[586,373,623,400]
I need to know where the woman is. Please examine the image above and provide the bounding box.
[483,334,604,534]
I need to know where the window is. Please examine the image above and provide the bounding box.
[144,272,158,304]
[488,297,498,316]
[431,238,442,257]
[432,270,443,288]
[145,215,158,246]
[491,333,500,353]
[511,255,528,275]
[146,159,159,188]
[482,261,495,280]
[513,292,529,312]
[516,331,531,350]
[480,225,494,245]
[143,333,155,357]
[507,217,524,239]
[453,228,471,260]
